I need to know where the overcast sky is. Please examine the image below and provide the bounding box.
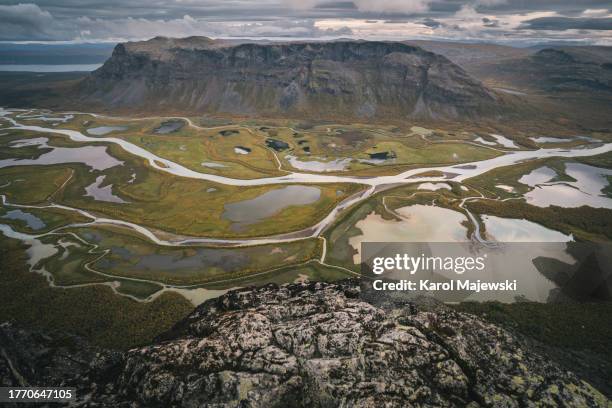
[0,1,611,45]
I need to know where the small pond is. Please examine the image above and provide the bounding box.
[87,126,128,136]
[84,175,128,204]
[223,185,321,230]
[234,146,251,155]
[1,209,46,230]
[285,155,351,172]
[265,139,290,151]
[154,120,185,134]
[522,163,612,209]
[0,138,123,171]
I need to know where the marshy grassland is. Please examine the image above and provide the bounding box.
[0,235,193,350]
[2,108,611,357]
[0,132,364,238]
[54,113,505,177]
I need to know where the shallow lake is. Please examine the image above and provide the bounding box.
[358,213,578,302]
[163,287,234,306]
[489,134,518,149]
[0,64,101,72]
[84,175,128,204]
[479,215,577,302]
[418,182,451,191]
[101,247,250,273]
[531,136,598,144]
[523,163,612,209]
[482,215,573,242]
[474,136,497,146]
[0,137,123,171]
[87,126,128,136]
[154,120,184,134]
[265,139,289,151]
[1,209,46,230]
[223,185,322,230]
[519,166,557,187]
[234,146,251,155]
[349,205,469,264]
[201,162,227,168]
[285,155,351,172]
[0,223,58,270]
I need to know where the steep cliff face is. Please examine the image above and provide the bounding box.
[77,36,502,120]
[0,280,608,407]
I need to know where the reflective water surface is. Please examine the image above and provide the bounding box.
[223,185,322,230]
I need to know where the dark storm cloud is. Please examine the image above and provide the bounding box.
[521,17,612,31]
[482,17,500,28]
[420,18,443,28]
[314,1,357,9]
[463,0,611,13]
[0,0,610,43]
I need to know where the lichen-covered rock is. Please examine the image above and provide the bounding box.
[0,280,608,407]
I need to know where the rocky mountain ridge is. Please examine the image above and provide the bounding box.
[76,36,504,120]
[0,280,608,407]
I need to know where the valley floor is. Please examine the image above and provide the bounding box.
[0,107,610,395]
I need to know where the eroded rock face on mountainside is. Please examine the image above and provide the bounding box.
[76,36,503,120]
[0,280,608,407]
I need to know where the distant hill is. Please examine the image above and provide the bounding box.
[403,40,532,73]
[525,46,612,93]
[464,45,612,95]
[75,36,507,120]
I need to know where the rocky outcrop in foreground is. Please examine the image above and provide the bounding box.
[0,280,608,407]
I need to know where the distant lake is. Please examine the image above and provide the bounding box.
[0,64,102,72]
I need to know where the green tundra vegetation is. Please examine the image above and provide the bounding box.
[65,225,323,285]
[466,200,612,241]
[0,165,74,203]
[2,108,611,358]
[0,204,89,234]
[0,235,193,350]
[53,113,504,177]
[0,132,365,238]
[453,301,612,397]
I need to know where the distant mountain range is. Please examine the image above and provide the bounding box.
[1,38,610,126]
[75,37,505,120]
[413,41,612,96]
[493,46,612,94]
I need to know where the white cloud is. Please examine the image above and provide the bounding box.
[353,0,431,14]
[581,9,612,18]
